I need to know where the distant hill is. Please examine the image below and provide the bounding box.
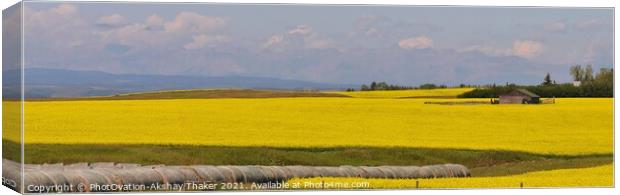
[27,89,351,101]
[2,68,357,98]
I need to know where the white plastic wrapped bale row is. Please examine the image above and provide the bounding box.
[2,159,469,192]
[2,159,22,191]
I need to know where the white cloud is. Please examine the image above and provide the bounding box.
[50,4,77,16]
[23,4,89,50]
[575,19,602,29]
[25,4,79,26]
[3,4,22,70]
[97,14,127,27]
[163,11,226,33]
[98,11,228,49]
[263,25,333,50]
[458,45,511,56]
[306,39,332,49]
[99,23,149,44]
[264,35,284,48]
[459,40,543,59]
[512,40,543,59]
[183,34,230,50]
[354,15,382,36]
[24,5,234,73]
[146,14,164,29]
[544,21,566,32]
[288,25,313,35]
[22,4,607,84]
[398,36,433,49]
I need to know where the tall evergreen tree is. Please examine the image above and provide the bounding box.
[542,73,553,86]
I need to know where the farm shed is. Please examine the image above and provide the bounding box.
[499,89,540,104]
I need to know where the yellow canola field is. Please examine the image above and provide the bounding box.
[287,164,614,189]
[329,88,474,98]
[12,98,613,155]
[2,101,21,142]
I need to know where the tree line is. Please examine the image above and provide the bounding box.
[458,65,613,98]
[346,82,448,91]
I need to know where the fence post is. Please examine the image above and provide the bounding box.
[520,182,523,188]
[416,180,419,189]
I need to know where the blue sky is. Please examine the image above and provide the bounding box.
[15,2,614,85]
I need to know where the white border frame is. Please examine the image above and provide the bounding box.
[0,1,617,195]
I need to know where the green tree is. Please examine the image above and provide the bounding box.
[584,64,594,82]
[595,68,613,83]
[360,84,370,91]
[570,65,583,81]
[376,82,389,90]
[542,73,553,86]
[419,83,437,89]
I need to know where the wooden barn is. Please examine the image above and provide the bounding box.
[499,89,540,104]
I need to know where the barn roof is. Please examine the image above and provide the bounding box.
[511,89,540,98]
